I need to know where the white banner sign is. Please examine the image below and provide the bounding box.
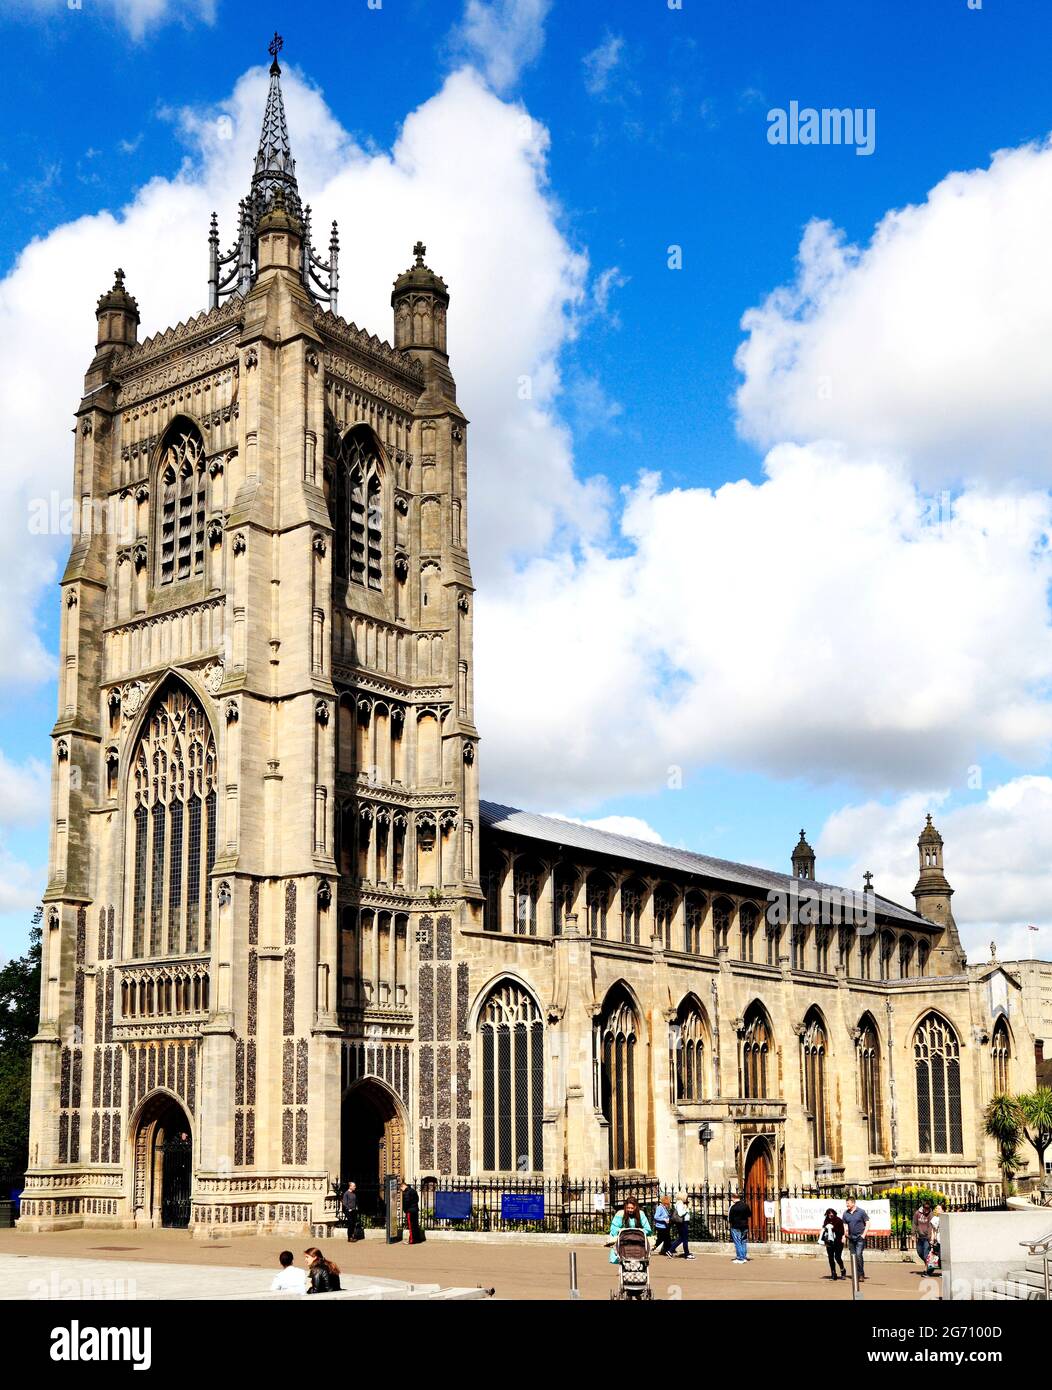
[779,1197,891,1237]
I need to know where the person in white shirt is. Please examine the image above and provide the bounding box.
[270,1249,308,1294]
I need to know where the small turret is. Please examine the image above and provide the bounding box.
[392,241,449,355]
[791,828,815,880]
[913,814,967,970]
[95,268,139,350]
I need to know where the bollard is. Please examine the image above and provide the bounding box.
[569,1249,581,1300]
[848,1242,864,1301]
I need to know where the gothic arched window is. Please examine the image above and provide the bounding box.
[879,930,895,981]
[815,927,832,973]
[857,1014,884,1155]
[739,903,759,962]
[899,935,915,979]
[671,997,708,1103]
[766,916,781,966]
[128,679,217,959]
[596,986,640,1171]
[740,1003,773,1099]
[684,892,705,954]
[513,858,541,936]
[802,1008,830,1159]
[712,897,732,953]
[334,426,384,589]
[156,423,208,586]
[621,878,646,945]
[653,885,676,950]
[859,934,873,980]
[914,1012,964,1154]
[552,866,577,935]
[478,980,544,1173]
[586,872,612,939]
[991,1018,1011,1095]
[917,939,930,977]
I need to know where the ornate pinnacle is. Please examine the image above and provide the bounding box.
[413,240,426,264]
[268,31,284,72]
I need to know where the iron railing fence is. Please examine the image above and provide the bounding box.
[327,1177,1007,1249]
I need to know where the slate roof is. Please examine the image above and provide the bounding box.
[479,799,932,929]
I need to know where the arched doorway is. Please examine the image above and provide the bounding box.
[131,1092,193,1229]
[341,1080,405,1221]
[743,1136,773,1242]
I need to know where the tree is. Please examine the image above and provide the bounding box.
[0,926,42,1196]
[1017,1088,1052,1192]
[983,1093,1024,1198]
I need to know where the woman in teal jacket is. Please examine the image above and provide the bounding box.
[608,1196,653,1263]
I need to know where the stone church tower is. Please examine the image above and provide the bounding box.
[21,40,1036,1235]
[22,38,481,1232]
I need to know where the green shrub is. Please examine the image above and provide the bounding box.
[880,1184,950,1239]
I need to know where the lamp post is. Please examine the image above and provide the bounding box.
[699,1124,713,1234]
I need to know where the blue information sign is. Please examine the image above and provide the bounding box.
[500,1193,545,1222]
[434,1190,472,1221]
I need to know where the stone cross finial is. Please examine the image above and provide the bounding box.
[113,268,125,289]
[990,940,997,961]
[413,240,427,264]
[863,870,873,891]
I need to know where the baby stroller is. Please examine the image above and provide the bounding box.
[610,1224,654,1300]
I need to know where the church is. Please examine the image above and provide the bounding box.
[19,40,1038,1234]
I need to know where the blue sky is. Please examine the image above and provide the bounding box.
[2,0,1052,964]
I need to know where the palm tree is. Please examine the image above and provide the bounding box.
[983,1094,1023,1198]
[1018,1088,1052,1192]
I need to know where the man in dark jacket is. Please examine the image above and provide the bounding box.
[341,1181,359,1242]
[401,1180,425,1244]
[728,1193,751,1264]
[911,1201,932,1269]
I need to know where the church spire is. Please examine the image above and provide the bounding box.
[251,33,302,223]
[207,35,338,313]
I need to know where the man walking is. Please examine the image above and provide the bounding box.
[728,1191,751,1264]
[341,1181,359,1242]
[842,1196,870,1281]
[911,1200,932,1271]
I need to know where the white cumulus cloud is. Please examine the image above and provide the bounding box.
[735,138,1052,485]
[817,777,1052,962]
[476,445,1052,804]
[450,0,551,94]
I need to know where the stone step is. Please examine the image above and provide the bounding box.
[980,1273,1046,1300]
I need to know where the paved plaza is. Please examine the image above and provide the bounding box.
[0,1229,932,1301]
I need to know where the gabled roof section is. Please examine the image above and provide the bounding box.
[479,799,932,928]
